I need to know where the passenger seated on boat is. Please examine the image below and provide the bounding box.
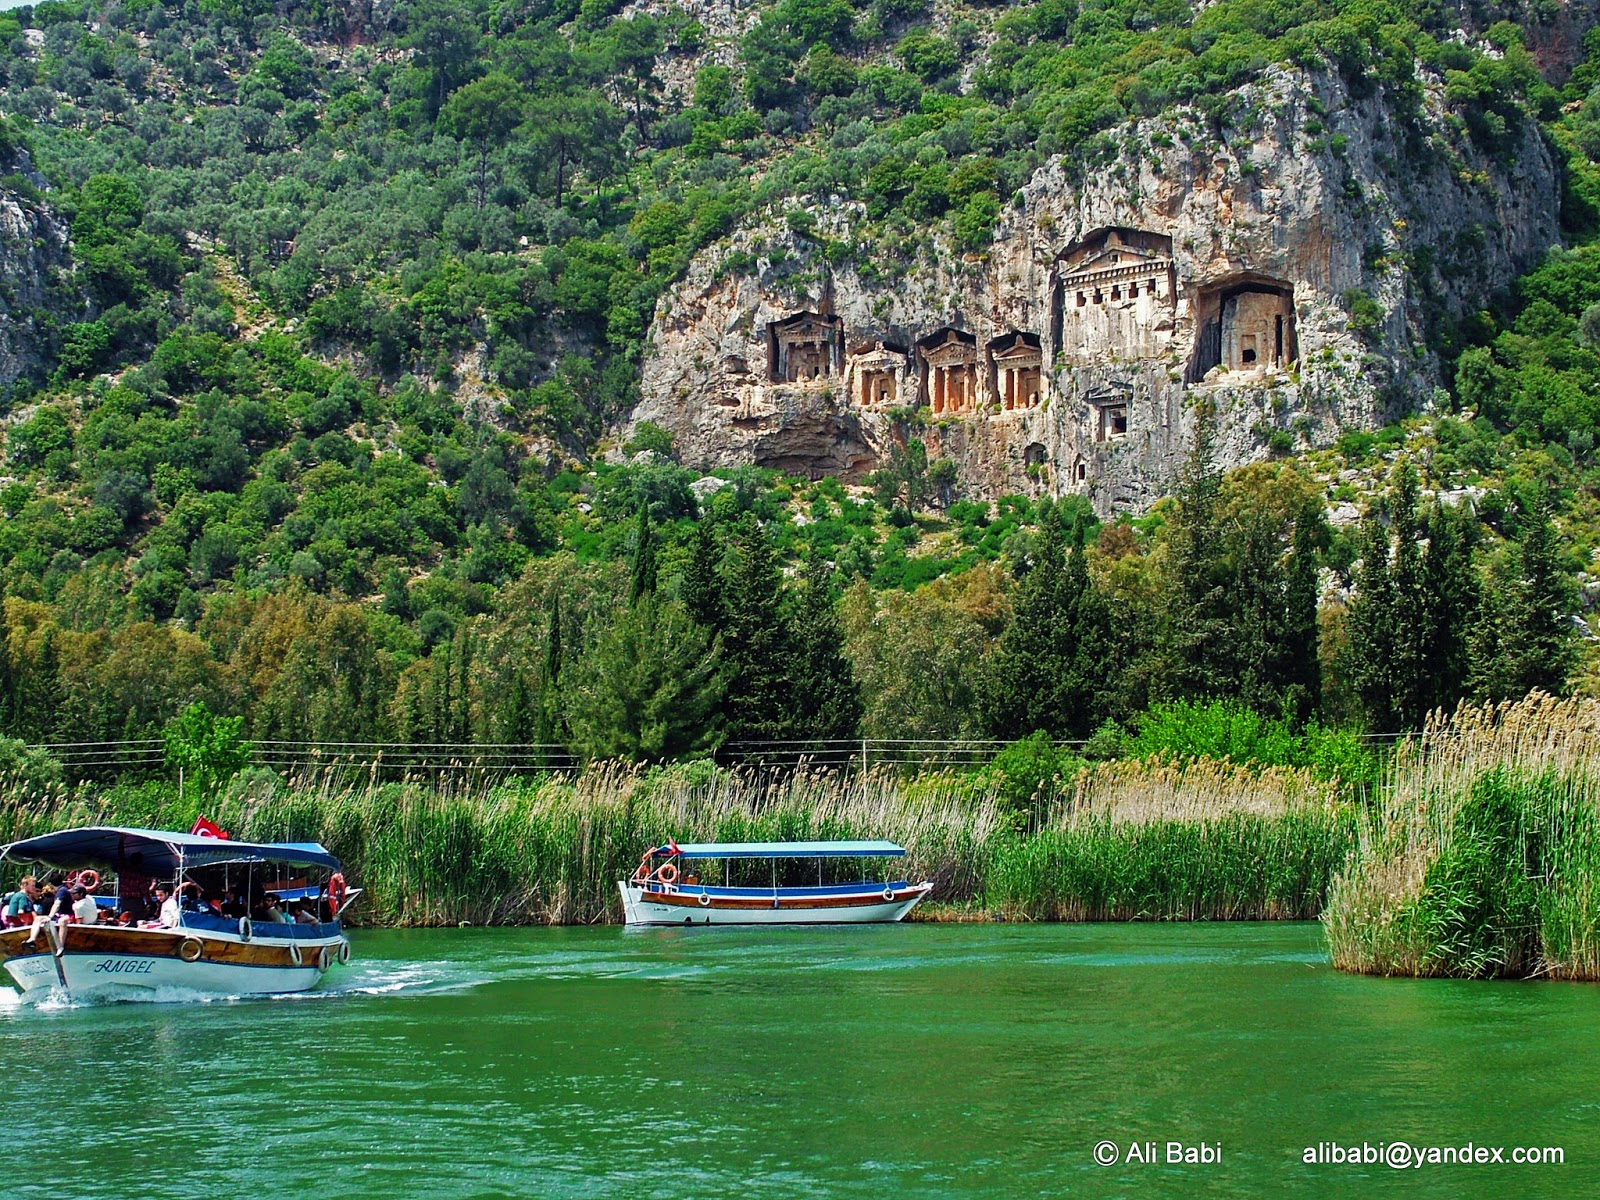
[3,876,39,927]
[69,885,98,926]
[23,875,73,943]
[219,888,247,919]
[48,874,72,920]
[259,895,291,924]
[291,901,318,925]
[140,884,181,929]
[180,882,210,913]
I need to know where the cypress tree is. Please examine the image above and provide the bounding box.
[789,558,863,744]
[680,519,724,629]
[1160,406,1231,697]
[1473,491,1576,700]
[1280,508,1323,722]
[629,503,657,604]
[721,520,796,740]
[534,593,564,762]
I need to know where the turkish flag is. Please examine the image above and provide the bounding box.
[190,816,231,840]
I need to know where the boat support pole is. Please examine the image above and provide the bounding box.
[44,921,69,992]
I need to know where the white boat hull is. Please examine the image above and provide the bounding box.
[5,950,326,996]
[0,922,346,998]
[619,881,932,926]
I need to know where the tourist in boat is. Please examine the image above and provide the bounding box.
[292,900,319,925]
[179,881,209,913]
[260,894,291,924]
[219,887,246,918]
[70,885,98,926]
[142,884,181,929]
[47,874,72,921]
[3,876,39,927]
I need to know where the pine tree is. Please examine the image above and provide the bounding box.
[1344,513,1397,732]
[1385,465,1431,729]
[0,604,12,734]
[1420,500,1478,714]
[1343,465,1463,733]
[17,630,64,744]
[788,558,863,744]
[562,593,725,762]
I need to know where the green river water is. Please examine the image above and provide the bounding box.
[2,922,1595,1199]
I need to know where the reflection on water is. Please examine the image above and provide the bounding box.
[5,923,1596,1199]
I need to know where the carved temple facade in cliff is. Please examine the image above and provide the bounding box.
[1050,227,1178,364]
[989,332,1043,411]
[917,328,979,414]
[767,312,843,383]
[1187,275,1297,382]
[850,339,906,406]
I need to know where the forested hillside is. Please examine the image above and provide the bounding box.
[0,0,1595,772]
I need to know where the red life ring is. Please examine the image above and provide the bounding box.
[327,873,349,916]
[655,862,678,885]
[632,852,654,883]
[76,870,100,891]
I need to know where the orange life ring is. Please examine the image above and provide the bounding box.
[327,873,348,916]
[632,852,654,883]
[655,862,678,885]
[76,870,100,891]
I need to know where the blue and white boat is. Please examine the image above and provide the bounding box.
[619,839,933,926]
[0,826,356,998]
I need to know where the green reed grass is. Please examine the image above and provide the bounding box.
[1325,694,1600,980]
[985,758,1353,920]
[0,752,1362,926]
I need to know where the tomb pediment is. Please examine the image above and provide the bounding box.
[1060,246,1166,278]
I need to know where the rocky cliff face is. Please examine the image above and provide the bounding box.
[0,151,71,390]
[628,66,1559,513]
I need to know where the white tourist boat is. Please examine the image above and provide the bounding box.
[619,839,933,926]
[0,826,357,998]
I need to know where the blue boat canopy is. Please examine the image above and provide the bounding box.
[652,840,906,859]
[0,826,341,875]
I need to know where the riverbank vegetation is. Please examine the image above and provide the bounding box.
[0,752,1348,925]
[1326,693,1600,981]
[7,695,1600,983]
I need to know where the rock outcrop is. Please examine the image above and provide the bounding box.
[0,149,71,390]
[628,66,1559,513]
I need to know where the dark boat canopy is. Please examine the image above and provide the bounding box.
[651,840,906,859]
[0,826,341,875]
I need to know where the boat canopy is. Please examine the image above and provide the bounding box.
[0,826,341,875]
[652,840,906,859]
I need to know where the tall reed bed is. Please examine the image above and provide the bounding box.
[1324,694,1600,980]
[0,754,1356,925]
[985,758,1353,920]
[0,762,1000,925]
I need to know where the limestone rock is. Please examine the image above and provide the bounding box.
[628,67,1558,514]
[0,150,71,388]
